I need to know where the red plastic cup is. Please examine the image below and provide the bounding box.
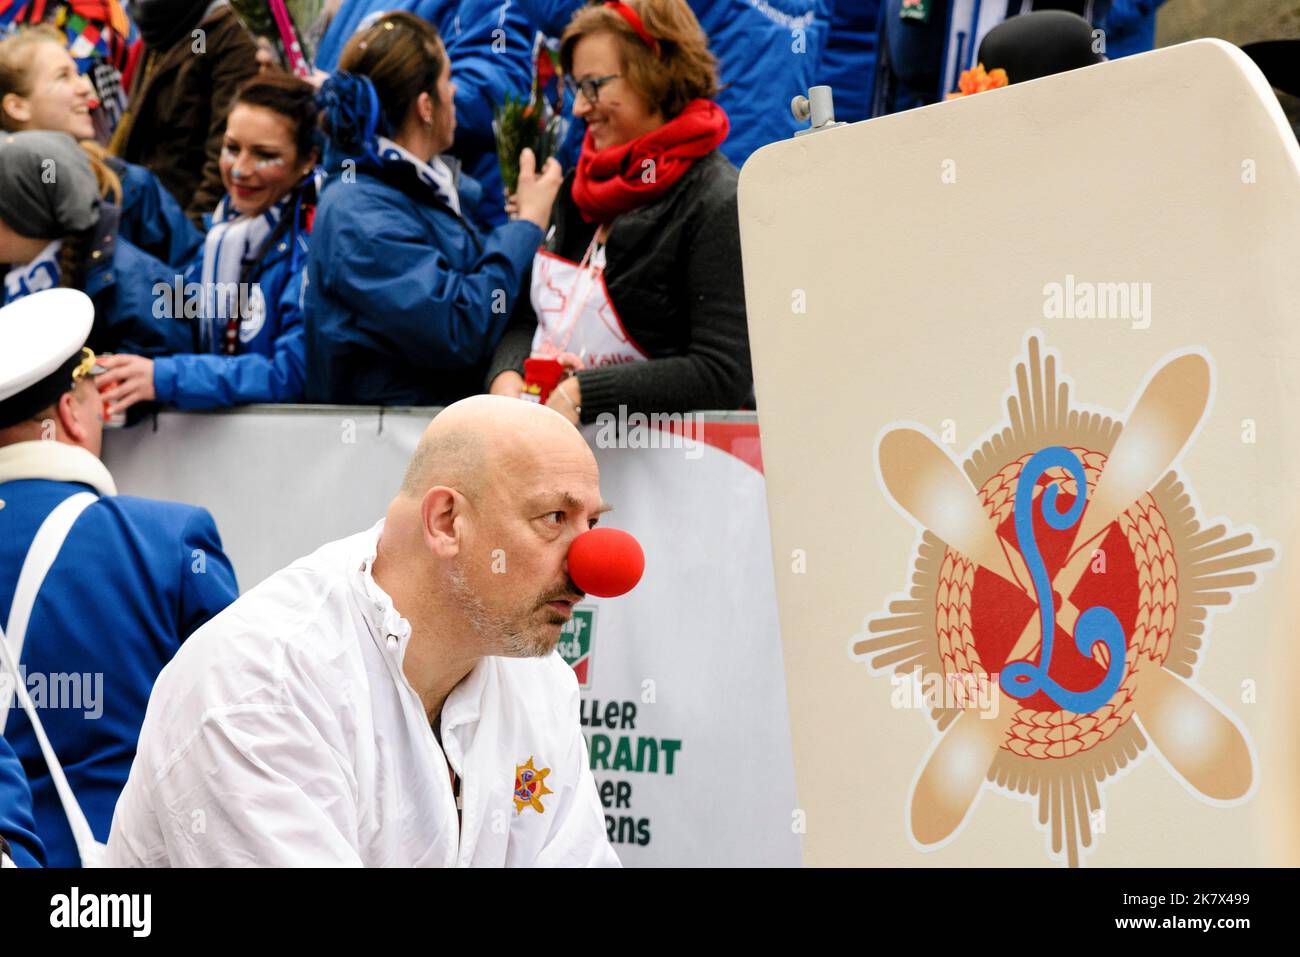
[523,356,566,404]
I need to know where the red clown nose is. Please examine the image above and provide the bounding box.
[567,528,645,598]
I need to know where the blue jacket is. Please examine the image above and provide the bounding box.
[315,0,534,227]
[0,735,44,868]
[112,159,205,268]
[152,181,316,409]
[0,468,237,867]
[84,211,196,357]
[524,0,838,168]
[1,205,194,357]
[818,0,880,124]
[305,161,542,406]
[1101,0,1165,60]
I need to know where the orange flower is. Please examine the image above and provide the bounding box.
[946,63,1010,99]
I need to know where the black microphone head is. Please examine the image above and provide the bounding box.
[977,10,1105,86]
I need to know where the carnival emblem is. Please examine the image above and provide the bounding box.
[513,757,553,814]
[853,335,1272,866]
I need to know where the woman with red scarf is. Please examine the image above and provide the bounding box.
[487,0,750,424]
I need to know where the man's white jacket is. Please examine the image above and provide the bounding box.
[106,522,620,867]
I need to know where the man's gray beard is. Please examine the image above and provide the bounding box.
[448,561,552,658]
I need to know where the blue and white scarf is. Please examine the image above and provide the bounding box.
[198,194,288,353]
[3,241,62,304]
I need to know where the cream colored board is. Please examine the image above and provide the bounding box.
[738,40,1300,866]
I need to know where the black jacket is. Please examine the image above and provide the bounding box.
[119,5,259,223]
[487,149,752,422]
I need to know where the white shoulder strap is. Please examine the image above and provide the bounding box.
[0,491,96,732]
[0,490,104,866]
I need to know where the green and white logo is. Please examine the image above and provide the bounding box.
[557,606,596,689]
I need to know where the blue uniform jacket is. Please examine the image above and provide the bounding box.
[315,0,533,227]
[304,161,542,406]
[151,182,316,409]
[0,734,44,868]
[0,473,237,867]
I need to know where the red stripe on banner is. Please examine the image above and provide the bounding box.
[662,421,763,475]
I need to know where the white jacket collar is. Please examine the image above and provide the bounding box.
[0,441,116,497]
[355,519,485,732]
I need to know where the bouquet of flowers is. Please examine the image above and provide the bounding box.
[228,0,328,78]
[493,38,568,195]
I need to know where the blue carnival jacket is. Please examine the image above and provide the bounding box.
[0,735,44,868]
[315,0,534,227]
[2,205,194,357]
[1101,0,1166,60]
[151,179,317,409]
[0,462,237,867]
[304,160,542,406]
[112,158,205,268]
[818,0,880,124]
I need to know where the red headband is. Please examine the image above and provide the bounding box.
[605,1,660,57]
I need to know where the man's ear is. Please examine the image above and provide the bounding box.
[420,485,462,558]
[57,390,86,444]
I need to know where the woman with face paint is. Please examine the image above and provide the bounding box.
[0,25,203,268]
[96,73,323,414]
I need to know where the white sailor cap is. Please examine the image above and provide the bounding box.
[0,289,101,429]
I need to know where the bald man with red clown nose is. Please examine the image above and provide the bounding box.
[107,396,640,867]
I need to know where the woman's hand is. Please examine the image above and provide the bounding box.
[515,147,563,229]
[95,354,156,416]
[545,375,582,425]
[489,370,525,398]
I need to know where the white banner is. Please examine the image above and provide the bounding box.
[103,407,800,867]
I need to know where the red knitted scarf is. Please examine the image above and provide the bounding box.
[571,98,729,225]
